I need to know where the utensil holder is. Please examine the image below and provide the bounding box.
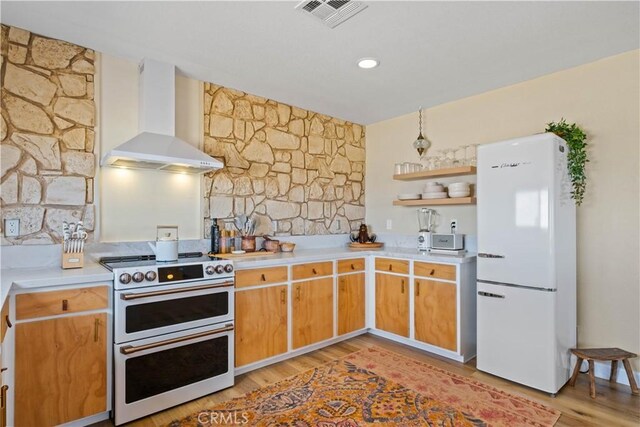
[241,236,256,252]
[62,251,84,269]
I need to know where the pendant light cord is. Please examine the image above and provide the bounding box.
[418,107,423,136]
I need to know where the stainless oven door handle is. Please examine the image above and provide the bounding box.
[120,281,234,300]
[120,324,234,355]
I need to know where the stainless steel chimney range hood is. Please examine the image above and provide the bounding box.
[101,59,223,174]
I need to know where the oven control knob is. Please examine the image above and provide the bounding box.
[145,271,157,281]
[205,265,215,275]
[224,264,234,273]
[119,273,132,284]
[214,265,224,274]
[132,272,144,283]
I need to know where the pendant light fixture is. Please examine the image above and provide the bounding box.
[413,107,431,158]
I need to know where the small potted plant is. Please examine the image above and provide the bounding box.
[545,119,588,206]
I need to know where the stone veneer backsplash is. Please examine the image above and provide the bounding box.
[1,25,96,245]
[203,83,365,236]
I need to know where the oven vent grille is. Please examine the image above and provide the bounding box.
[295,0,368,29]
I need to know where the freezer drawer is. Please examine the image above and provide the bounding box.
[477,282,565,393]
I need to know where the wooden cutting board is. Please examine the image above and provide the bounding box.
[348,242,384,249]
[209,251,278,259]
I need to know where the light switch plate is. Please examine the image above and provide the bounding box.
[386,219,393,230]
[4,218,20,237]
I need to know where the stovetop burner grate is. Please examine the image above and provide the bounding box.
[99,252,215,270]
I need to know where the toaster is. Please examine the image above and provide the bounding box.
[430,233,464,250]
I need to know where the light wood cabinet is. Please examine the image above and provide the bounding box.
[337,273,365,335]
[292,261,333,281]
[375,258,409,275]
[235,266,288,288]
[375,273,409,337]
[414,279,457,351]
[16,286,108,320]
[292,277,333,349]
[414,262,456,281]
[15,313,107,427]
[235,285,288,367]
[337,258,365,274]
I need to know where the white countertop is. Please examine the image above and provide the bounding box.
[0,246,475,307]
[232,246,476,269]
[0,261,113,308]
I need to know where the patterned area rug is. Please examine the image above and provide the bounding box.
[172,346,560,426]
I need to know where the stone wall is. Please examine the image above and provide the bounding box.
[1,25,96,245]
[203,83,365,236]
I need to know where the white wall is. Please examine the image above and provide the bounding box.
[366,50,640,369]
[98,54,203,242]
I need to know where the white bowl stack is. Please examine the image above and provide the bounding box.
[448,182,471,198]
[422,182,448,199]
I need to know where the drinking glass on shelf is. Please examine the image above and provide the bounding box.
[468,144,479,166]
[402,162,411,174]
[442,149,455,168]
[456,145,469,166]
[435,150,446,169]
[394,163,402,175]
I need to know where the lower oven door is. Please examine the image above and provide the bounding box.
[114,280,233,343]
[114,322,234,425]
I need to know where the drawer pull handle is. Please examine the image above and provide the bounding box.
[351,264,355,270]
[94,318,100,342]
[312,268,317,275]
[430,269,435,275]
[261,274,266,281]
[401,279,405,294]
[280,289,286,304]
[4,316,11,329]
[120,325,234,355]
[296,286,301,301]
[388,264,392,271]
[416,281,420,296]
[62,299,68,311]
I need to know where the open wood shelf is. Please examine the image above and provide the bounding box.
[393,166,476,181]
[393,197,476,206]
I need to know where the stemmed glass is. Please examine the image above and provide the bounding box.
[442,149,455,168]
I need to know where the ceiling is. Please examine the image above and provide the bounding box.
[2,1,638,124]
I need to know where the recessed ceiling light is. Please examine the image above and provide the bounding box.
[358,58,379,69]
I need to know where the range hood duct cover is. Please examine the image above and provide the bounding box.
[101,59,223,174]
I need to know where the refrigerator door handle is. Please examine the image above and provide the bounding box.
[478,253,505,258]
[478,291,505,299]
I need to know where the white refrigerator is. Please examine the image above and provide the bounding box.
[476,133,576,395]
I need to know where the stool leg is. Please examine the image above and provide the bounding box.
[622,359,639,395]
[588,360,596,398]
[610,360,618,382]
[569,357,583,387]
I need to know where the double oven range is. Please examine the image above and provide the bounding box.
[100,252,235,425]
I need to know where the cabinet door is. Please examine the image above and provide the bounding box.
[375,273,409,337]
[235,285,288,367]
[15,313,107,427]
[292,278,333,349]
[338,273,365,335]
[415,279,457,351]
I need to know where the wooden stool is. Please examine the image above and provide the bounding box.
[569,348,639,398]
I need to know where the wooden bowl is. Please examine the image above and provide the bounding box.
[280,242,296,252]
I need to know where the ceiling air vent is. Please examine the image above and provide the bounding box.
[295,0,368,29]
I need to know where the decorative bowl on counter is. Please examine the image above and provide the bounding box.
[280,242,296,252]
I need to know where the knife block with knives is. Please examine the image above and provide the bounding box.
[62,221,87,269]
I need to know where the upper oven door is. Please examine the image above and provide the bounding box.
[114,279,234,343]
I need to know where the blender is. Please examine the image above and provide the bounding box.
[417,208,435,251]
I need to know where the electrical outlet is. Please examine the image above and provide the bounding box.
[336,219,341,231]
[4,219,20,237]
[450,219,458,233]
[386,219,393,230]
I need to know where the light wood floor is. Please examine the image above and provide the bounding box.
[99,334,640,426]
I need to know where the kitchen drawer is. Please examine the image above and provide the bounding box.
[0,299,9,343]
[292,261,333,281]
[414,262,456,281]
[16,286,109,320]
[375,258,409,275]
[337,258,365,274]
[235,266,288,288]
